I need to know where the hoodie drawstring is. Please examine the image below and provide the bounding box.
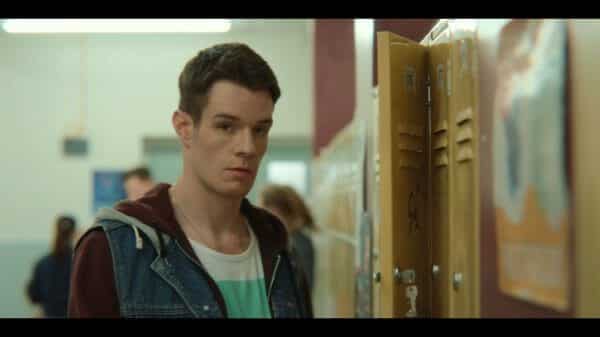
[131,224,143,250]
[129,223,167,257]
[155,228,167,258]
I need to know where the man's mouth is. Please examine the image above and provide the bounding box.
[226,167,254,178]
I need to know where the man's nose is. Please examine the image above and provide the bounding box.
[235,128,257,158]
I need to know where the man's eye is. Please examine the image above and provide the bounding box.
[254,126,270,136]
[217,123,234,132]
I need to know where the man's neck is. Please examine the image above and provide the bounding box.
[170,172,246,241]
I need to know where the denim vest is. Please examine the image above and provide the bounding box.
[92,208,308,318]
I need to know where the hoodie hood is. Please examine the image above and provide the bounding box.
[101,183,289,261]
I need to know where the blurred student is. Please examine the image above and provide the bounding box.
[26,215,77,318]
[123,166,156,201]
[260,184,316,292]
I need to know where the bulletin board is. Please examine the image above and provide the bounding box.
[492,20,571,311]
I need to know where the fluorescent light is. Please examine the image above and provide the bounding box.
[452,19,478,34]
[2,19,231,33]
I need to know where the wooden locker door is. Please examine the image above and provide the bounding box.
[428,32,452,318]
[449,34,480,318]
[376,31,429,318]
[572,19,600,318]
[368,89,382,317]
[470,19,600,318]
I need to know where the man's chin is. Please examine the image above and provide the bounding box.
[218,184,253,199]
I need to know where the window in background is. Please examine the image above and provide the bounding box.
[266,161,308,196]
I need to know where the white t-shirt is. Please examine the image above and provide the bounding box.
[189,225,272,318]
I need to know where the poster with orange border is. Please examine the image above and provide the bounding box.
[492,19,570,311]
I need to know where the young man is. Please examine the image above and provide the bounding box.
[123,166,156,201]
[68,43,313,318]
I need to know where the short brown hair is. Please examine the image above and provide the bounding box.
[123,166,153,182]
[178,43,281,124]
[260,184,316,231]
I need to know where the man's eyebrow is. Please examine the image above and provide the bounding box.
[256,119,273,125]
[213,113,239,120]
[214,114,272,125]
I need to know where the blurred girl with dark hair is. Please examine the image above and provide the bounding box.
[26,215,77,318]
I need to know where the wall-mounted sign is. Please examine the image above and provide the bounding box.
[493,20,570,311]
[93,170,126,214]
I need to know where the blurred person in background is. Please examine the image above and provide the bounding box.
[26,215,77,318]
[123,166,156,201]
[260,184,316,292]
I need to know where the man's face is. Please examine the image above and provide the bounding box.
[124,176,153,200]
[180,80,274,199]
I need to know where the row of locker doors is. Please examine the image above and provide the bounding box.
[366,19,600,318]
[371,28,480,318]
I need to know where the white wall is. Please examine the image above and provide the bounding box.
[0,28,314,241]
[354,19,375,121]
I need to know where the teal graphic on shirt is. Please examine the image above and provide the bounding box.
[216,279,271,318]
[189,223,272,318]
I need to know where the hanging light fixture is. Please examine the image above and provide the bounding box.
[1,19,232,33]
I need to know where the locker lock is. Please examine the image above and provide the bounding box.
[373,272,381,283]
[394,268,416,285]
[432,264,440,278]
[453,272,463,291]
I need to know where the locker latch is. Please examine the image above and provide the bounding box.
[394,267,416,285]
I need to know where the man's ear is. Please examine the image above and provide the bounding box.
[172,110,194,148]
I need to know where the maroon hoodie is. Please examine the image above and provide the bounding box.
[68,183,311,318]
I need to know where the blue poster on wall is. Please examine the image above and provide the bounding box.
[93,170,126,214]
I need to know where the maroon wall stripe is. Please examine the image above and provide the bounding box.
[313,19,356,156]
